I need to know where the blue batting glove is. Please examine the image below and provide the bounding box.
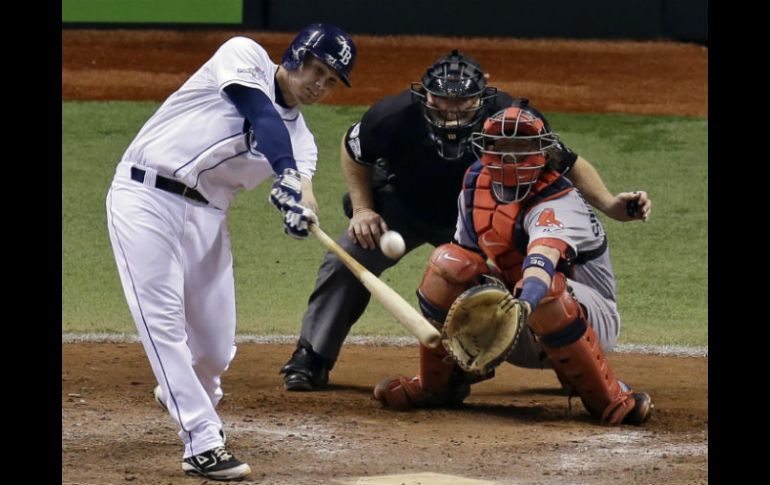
[269,168,302,213]
[283,205,319,240]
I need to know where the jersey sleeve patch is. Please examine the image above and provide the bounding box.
[347,122,362,160]
[235,65,268,84]
[535,208,564,231]
[344,121,373,165]
[213,37,272,95]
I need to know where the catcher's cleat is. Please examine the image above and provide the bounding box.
[622,392,653,425]
[598,382,653,425]
[373,375,470,411]
[373,376,420,410]
[182,446,251,481]
[280,346,330,391]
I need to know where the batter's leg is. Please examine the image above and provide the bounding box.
[107,182,224,458]
[182,205,237,410]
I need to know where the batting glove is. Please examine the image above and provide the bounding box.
[269,168,303,213]
[269,168,318,239]
[283,205,319,239]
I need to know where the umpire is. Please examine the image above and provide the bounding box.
[280,49,651,390]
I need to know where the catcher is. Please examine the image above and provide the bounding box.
[373,102,653,425]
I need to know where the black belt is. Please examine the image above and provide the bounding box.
[131,167,209,204]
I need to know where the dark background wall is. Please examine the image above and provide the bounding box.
[63,0,708,45]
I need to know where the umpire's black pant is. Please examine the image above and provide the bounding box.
[297,186,455,367]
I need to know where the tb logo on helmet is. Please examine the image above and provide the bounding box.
[282,23,357,87]
[336,35,354,65]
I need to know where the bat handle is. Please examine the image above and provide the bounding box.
[309,222,322,238]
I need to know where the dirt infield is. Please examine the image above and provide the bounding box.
[63,343,706,485]
[62,30,707,484]
[62,30,707,116]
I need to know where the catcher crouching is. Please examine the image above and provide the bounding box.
[373,103,652,425]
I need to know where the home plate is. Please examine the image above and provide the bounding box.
[333,472,499,484]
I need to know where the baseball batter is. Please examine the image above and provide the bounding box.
[105,24,356,481]
[374,104,653,425]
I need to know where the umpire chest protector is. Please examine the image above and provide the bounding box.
[462,161,573,284]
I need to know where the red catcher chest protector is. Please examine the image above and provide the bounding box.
[468,165,569,285]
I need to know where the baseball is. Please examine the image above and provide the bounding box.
[379,230,405,259]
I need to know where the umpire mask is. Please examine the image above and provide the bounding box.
[411,49,496,160]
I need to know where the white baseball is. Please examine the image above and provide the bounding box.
[379,230,405,259]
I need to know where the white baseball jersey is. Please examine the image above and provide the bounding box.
[122,36,318,210]
[107,36,318,460]
[454,185,621,368]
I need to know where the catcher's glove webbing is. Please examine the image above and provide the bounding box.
[441,283,527,375]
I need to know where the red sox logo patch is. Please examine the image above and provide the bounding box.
[535,209,564,230]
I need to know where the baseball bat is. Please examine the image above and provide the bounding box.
[309,223,441,349]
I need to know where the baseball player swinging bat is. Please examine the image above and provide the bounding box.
[309,223,441,348]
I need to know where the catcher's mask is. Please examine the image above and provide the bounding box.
[282,23,357,87]
[470,105,560,203]
[411,49,497,160]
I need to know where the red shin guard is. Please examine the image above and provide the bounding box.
[527,273,651,425]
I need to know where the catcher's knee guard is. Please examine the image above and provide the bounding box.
[417,244,489,323]
[525,273,653,425]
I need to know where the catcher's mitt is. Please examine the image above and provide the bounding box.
[441,283,527,375]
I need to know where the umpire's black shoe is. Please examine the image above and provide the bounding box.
[279,346,330,391]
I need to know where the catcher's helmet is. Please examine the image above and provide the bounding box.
[411,49,497,160]
[282,23,357,87]
[470,102,560,203]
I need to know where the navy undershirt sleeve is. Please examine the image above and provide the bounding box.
[224,83,297,174]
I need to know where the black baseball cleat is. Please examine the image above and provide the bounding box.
[182,446,251,481]
[279,346,330,391]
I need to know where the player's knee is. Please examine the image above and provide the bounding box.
[418,244,489,317]
[525,272,585,337]
[192,349,233,377]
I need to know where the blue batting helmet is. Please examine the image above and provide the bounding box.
[282,23,357,87]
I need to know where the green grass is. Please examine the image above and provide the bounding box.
[63,0,242,23]
[62,102,707,346]
[548,113,707,346]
